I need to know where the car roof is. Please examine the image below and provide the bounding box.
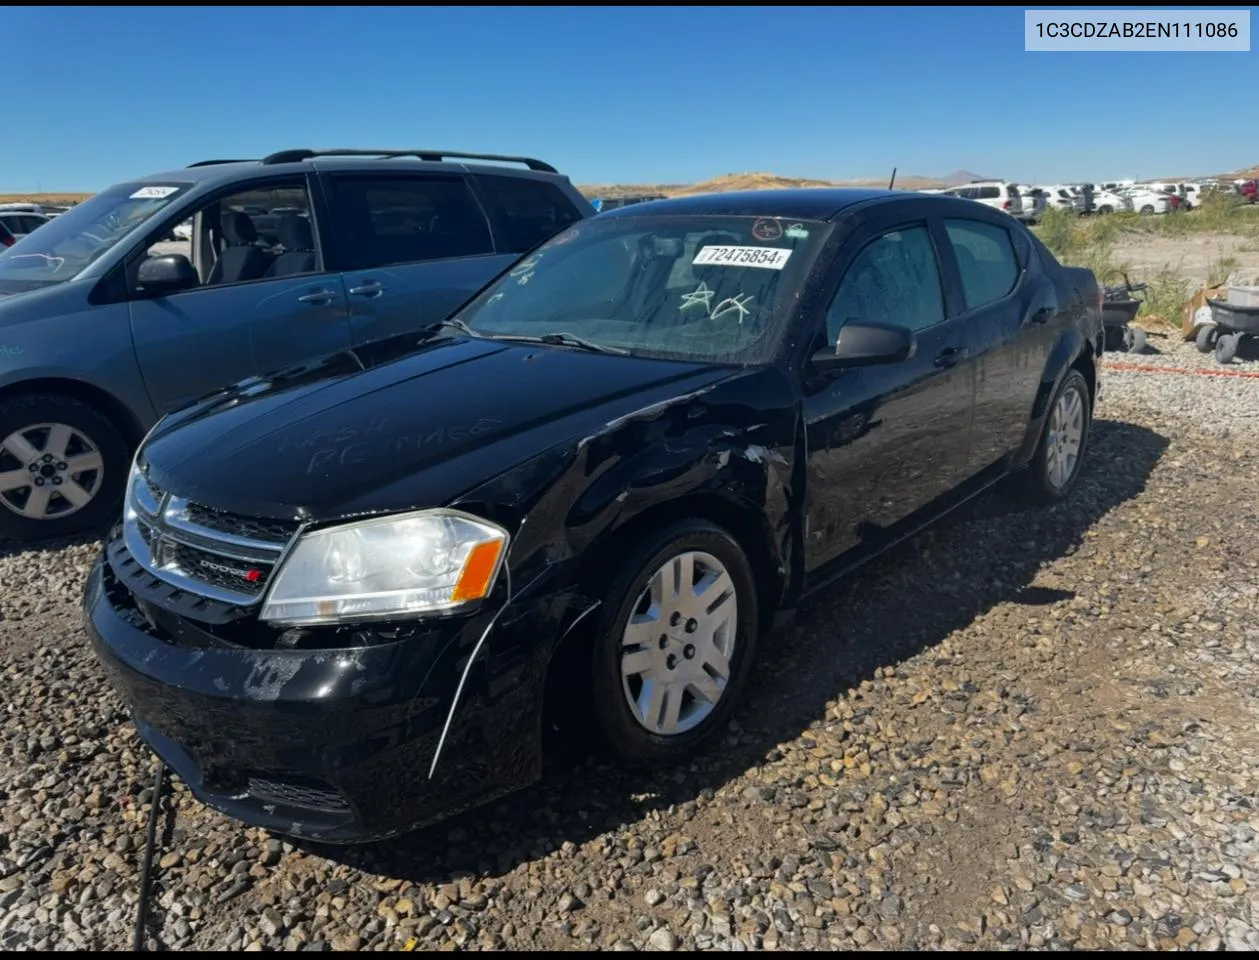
[594,188,903,223]
[132,156,570,188]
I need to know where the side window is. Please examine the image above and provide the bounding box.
[137,179,316,289]
[327,176,493,269]
[824,225,945,345]
[475,175,584,254]
[944,218,1019,311]
[978,186,999,200]
[21,216,47,233]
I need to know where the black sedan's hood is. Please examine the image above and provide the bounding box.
[141,334,735,521]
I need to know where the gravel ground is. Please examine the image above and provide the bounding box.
[2,342,1258,952]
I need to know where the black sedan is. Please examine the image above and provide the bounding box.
[84,188,1103,842]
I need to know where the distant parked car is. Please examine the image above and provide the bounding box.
[0,147,593,543]
[1239,180,1257,203]
[1038,186,1084,214]
[1120,187,1172,215]
[940,180,1024,218]
[1091,189,1132,214]
[1014,185,1046,224]
[0,212,51,240]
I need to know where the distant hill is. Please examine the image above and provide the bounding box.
[579,170,947,199]
[939,169,990,186]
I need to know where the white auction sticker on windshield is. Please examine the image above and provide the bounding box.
[130,185,179,199]
[693,245,792,270]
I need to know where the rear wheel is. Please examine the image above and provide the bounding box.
[1195,324,1218,353]
[1022,369,1091,504]
[0,394,130,543]
[1098,205,1113,215]
[1140,205,1155,215]
[590,520,759,764]
[1122,326,1147,354]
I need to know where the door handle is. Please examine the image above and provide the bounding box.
[297,289,337,305]
[348,280,385,297]
[1030,306,1054,324]
[933,347,966,368]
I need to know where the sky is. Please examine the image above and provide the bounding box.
[3,5,1256,193]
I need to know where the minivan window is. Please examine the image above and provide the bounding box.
[326,176,494,269]
[0,181,191,289]
[453,214,831,363]
[475,175,584,254]
[944,218,1019,310]
[978,186,999,200]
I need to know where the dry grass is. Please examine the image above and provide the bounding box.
[0,193,92,205]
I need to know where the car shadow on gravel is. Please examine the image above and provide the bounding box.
[302,417,1169,886]
[0,529,102,561]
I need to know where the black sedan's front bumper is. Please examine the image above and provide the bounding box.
[84,549,561,843]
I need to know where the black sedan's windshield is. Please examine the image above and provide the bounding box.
[453,214,831,363]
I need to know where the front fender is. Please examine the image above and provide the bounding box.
[436,368,798,773]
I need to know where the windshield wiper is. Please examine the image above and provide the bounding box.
[484,331,629,355]
[418,316,477,340]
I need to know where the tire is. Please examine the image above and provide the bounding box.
[1125,326,1147,354]
[1022,368,1091,504]
[1139,205,1155,215]
[590,520,760,765]
[1098,205,1113,215]
[0,393,131,544]
[1195,324,1218,353]
[1215,333,1239,365]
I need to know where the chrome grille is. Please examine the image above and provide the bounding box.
[122,468,300,605]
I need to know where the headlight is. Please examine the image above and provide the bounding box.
[259,509,509,627]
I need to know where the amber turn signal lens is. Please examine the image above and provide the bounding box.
[451,538,505,603]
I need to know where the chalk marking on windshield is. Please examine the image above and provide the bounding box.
[710,294,754,324]
[0,345,24,358]
[679,281,715,312]
[487,292,504,304]
[509,255,541,277]
[693,245,792,270]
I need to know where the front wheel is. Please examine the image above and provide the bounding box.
[1140,205,1155,215]
[1123,325,1147,354]
[1022,369,1091,504]
[1098,205,1113,215]
[0,393,130,544]
[591,520,760,764]
[1195,324,1218,353]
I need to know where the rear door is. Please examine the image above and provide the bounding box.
[319,171,517,347]
[128,175,353,414]
[801,211,978,572]
[936,214,1051,470]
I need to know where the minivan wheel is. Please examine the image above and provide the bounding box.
[1024,369,1091,503]
[0,394,130,543]
[591,520,759,764]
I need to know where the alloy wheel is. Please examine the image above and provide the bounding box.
[0,422,104,520]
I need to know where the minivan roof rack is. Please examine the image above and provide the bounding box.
[187,159,258,167]
[258,148,558,173]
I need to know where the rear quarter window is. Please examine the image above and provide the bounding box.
[474,175,584,254]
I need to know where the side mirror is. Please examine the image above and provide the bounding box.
[136,254,198,297]
[810,322,916,370]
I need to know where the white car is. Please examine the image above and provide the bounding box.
[1120,187,1171,215]
[1091,189,1132,214]
[940,180,1024,217]
[0,211,51,239]
[1038,185,1084,214]
[1013,185,1046,224]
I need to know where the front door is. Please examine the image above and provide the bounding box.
[321,172,517,348]
[801,219,977,574]
[128,178,353,414]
